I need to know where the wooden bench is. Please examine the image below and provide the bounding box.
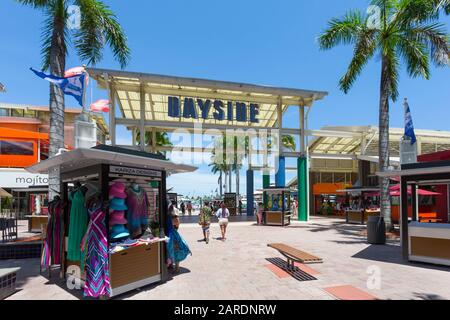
[268,243,323,270]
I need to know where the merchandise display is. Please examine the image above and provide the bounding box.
[27,145,196,298]
[262,188,292,226]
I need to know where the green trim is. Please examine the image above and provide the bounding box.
[297,156,308,222]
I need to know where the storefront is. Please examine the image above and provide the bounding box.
[378,161,450,267]
[26,145,196,298]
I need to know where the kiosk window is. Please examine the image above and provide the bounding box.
[0,140,34,155]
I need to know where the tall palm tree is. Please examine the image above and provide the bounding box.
[17,0,130,198]
[319,0,449,230]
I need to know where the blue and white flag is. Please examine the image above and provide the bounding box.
[404,99,417,145]
[30,68,86,107]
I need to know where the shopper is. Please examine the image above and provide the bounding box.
[180,202,186,215]
[216,202,230,241]
[198,201,213,244]
[187,201,193,216]
[167,203,191,273]
[257,202,264,225]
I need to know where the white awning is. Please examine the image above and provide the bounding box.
[26,148,197,175]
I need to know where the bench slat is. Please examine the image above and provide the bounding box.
[268,243,323,264]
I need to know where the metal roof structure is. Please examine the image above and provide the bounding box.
[309,125,450,159]
[88,68,328,132]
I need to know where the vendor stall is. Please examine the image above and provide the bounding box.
[378,161,450,267]
[26,145,196,298]
[338,187,380,224]
[262,188,291,226]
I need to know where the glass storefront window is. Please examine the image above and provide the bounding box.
[11,109,24,117]
[0,140,34,155]
[0,108,9,116]
[23,110,37,118]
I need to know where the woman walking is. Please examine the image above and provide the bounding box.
[198,201,213,244]
[257,202,264,225]
[167,203,191,273]
[216,202,230,241]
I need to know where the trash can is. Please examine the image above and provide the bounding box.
[367,216,386,245]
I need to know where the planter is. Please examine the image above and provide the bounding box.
[367,216,386,245]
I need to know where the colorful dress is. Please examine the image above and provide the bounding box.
[67,189,88,264]
[126,187,149,238]
[166,209,191,265]
[81,204,111,298]
[41,199,63,267]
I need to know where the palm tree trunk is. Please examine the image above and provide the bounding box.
[379,55,392,231]
[48,13,66,200]
[228,168,232,193]
[223,171,227,195]
[219,171,223,196]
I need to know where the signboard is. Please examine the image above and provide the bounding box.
[168,96,259,123]
[224,192,237,216]
[110,165,162,178]
[0,170,49,188]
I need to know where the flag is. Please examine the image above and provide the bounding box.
[404,99,417,145]
[30,68,86,107]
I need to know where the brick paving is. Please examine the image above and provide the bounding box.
[2,216,450,300]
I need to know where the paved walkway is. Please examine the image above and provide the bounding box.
[3,217,450,300]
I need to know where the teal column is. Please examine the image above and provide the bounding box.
[297,156,308,222]
[263,172,270,208]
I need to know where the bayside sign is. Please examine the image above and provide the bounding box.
[168,96,259,123]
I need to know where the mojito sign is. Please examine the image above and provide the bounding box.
[168,96,259,123]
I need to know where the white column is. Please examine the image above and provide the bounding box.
[139,84,146,151]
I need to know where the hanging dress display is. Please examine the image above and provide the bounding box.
[81,203,111,298]
[41,197,63,267]
[126,186,149,238]
[67,189,88,265]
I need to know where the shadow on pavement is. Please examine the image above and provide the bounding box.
[352,244,450,272]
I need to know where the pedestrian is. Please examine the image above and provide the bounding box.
[198,201,213,244]
[187,201,193,216]
[238,200,243,215]
[167,203,191,273]
[180,202,186,215]
[215,202,230,241]
[257,202,264,225]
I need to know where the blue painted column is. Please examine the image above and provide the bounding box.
[246,169,254,216]
[275,156,286,187]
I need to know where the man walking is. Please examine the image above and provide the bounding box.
[198,201,213,244]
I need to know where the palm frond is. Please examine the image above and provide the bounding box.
[397,33,430,79]
[318,10,365,50]
[407,23,450,66]
[74,0,130,68]
[15,0,51,8]
[339,28,378,93]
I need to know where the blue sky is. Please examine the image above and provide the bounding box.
[1,0,449,196]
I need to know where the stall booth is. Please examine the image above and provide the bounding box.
[378,161,450,266]
[338,187,380,224]
[224,193,237,216]
[26,145,196,298]
[262,188,291,226]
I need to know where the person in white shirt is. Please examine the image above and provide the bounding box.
[216,202,230,241]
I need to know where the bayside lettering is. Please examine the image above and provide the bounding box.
[174,304,208,318]
[168,96,259,123]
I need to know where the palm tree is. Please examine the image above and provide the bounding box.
[319,0,449,230]
[135,130,173,157]
[17,0,130,198]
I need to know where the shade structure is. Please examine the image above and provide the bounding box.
[365,184,440,197]
[0,188,12,198]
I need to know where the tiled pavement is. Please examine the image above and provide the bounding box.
[2,216,450,300]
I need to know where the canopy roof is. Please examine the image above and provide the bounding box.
[26,146,197,175]
[88,68,328,129]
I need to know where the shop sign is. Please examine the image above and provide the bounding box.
[0,171,49,188]
[110,166,162,178]
[168,96,259,123]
